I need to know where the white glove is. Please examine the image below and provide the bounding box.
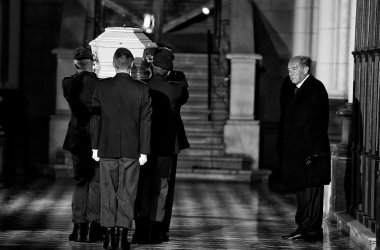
[139,154,147,165]
[92,149,100,162]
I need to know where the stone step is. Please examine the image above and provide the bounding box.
[187,133,224,144]
[182,121,225,133]
[180,144,225,156]
[187,88,228,98]
[182,101,227,110]
[175,168,252,183]
[177,154,247,170]
[184,74,225,81]
[187,91,229,101]
[181,107,228,120]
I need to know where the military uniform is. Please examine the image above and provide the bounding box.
[62,46,101,242]
[134,51,189,244]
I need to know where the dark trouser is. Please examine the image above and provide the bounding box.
[100,158,139,228]
[295,185,324,236]
[71,152,100,224]
[162,154,178,232]
[137,155,175,222]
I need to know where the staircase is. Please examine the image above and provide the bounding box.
[174,53,253,182]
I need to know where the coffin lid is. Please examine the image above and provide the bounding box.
[89,27,157,49]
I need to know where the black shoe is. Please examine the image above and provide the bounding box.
[282,230,302,240]
[69,223,88,242]
[133,218,152,244]
[78,223,89,242]
[160,231,169,242]
[88,221,102,242]
[131,220,140,244]
[150,222,163,244]
[69,223,79,241]
[103,227,117,250]
[301,231,323,243]
[117,227,130,250]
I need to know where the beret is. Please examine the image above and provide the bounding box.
[153,51,173,71]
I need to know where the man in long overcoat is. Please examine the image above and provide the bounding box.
[281,56,331,243]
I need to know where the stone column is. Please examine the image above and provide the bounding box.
[224,53,262,171]
[315,0,354,99]
[347,0,356,103]
[223,0,269,179]
[326,103,352,223]
[292,0,314,56]
[315,0,357,221]
[8,0,21,89]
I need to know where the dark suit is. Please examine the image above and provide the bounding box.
[133,74,188,243]
[91,72,152,228]
[137,74,188,218]
[62,71,100,224]
[281,74,331,238]
[162,70,189,234]
[276,76,295,181]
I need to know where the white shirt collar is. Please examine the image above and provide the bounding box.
[296,74,310,88]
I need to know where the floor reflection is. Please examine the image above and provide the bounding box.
[0,178,362,249]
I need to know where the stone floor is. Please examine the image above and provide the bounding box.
[0,177,363,250]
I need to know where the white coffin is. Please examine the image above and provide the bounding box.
[89,27,157,79]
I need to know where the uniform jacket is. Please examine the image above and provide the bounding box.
[63,71,98,153]
[167,70,190,151]
[281,75,331,189]
[149,74,189,155]
[91,73,152,159]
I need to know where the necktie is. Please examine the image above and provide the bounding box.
[294,87,298,96]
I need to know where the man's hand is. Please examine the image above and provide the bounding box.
[139,154,147,165]
[92,149,100,162]
[305,153,325,166]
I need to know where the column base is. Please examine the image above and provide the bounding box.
[49,112,70,164]
[224,119,260,170]
[335,212,376,250]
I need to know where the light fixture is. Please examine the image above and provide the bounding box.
[202,7,210,15]
[142,14,155,33]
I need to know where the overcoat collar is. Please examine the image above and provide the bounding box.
[289,74,315,104]
[115,72,131,78]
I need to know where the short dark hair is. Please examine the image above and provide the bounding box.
[74,59,93,70]
[113,55,131,69]
[291,56,312,72]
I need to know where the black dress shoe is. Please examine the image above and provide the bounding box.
[77,223,89,242]
[301,232,323,243]
[69,223,88,242]
[150,221,163,244]
[282,230,302,240]
[160,231,169,242]
[103,227,117,250]
[88,221,102,242]
[69,223,79,241]
[117,227,130,250]
[131,219,140,244]
[133,218,152,244]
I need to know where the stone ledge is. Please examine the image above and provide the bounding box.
[335,212,376,250]
[176,168,271,183]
